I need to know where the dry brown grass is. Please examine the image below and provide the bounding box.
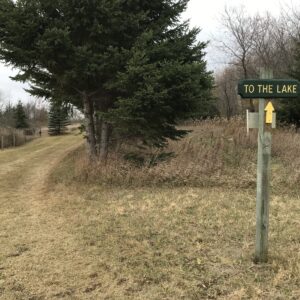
[0,120,299,299]
[26,183,300,299]
[63,118,300,193]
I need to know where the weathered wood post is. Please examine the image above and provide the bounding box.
[255,68,273,263]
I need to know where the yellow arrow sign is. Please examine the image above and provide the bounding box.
[265,101,275,124]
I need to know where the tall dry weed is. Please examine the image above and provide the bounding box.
[63,118,300,190]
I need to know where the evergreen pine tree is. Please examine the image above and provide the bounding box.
[48,103,70,136]
[0,0,214,159]
[14,101,29,129]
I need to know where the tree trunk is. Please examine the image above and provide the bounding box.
[224,82,232,120]
[83,93,97,160]
[94,113,102,153]
[242,57,255,112]
[99,121,109,161]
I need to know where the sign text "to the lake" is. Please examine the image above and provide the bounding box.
[238,79,300,98]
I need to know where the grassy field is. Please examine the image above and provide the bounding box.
[0,120,299,299]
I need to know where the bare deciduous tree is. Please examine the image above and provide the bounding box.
[216,7,261,111]
[24,98,48,128]
[214,5,300,117]
[215,66,240,120]
[218,7,259,78]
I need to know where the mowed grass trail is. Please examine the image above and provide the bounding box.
[0,125,299,299]
[0,134,83,299]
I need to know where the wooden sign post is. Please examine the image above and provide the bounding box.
[255,69,272,263]
[238,71,300,263]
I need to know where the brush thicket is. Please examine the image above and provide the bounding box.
[0,127,37,149]
[60,118,299,191]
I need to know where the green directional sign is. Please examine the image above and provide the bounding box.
[238,79,300,98]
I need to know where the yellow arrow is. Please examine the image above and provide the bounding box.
[265,101,275,124]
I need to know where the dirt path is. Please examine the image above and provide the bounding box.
[0,134,83,299]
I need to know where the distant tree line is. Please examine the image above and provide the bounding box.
[214,6,300,129]
[0,99,48,129]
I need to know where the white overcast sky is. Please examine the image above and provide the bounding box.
[0,0,296,103]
